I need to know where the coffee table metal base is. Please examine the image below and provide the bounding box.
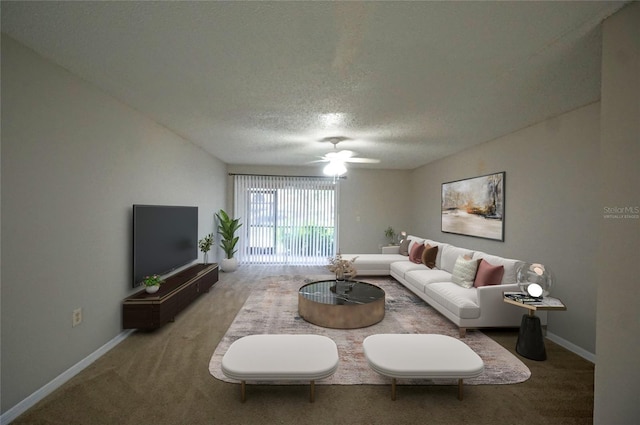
[299,294,385,329]
[298,280,385,329]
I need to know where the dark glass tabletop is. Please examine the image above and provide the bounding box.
[299,280,385,306]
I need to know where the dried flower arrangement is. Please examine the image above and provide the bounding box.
[327,252,358,280]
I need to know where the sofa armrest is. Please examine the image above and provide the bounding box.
[477,283,519,305]
[475,283,524,326]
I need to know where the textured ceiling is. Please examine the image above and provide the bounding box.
[1,1,627,170]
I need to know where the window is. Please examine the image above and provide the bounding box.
[233,175,338,265]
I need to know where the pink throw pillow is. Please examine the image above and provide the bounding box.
[473,259,505,287]
[409,243,426,264]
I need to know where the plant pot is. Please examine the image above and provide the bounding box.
[221,257,238,272]
[145,285,160,294]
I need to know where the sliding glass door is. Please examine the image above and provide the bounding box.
[233,175,338,265]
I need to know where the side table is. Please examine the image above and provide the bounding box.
[381,245,399,254]
[503,292,566,361]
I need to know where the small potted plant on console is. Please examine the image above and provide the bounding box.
[199,233,214,264]
[143,274,164,294]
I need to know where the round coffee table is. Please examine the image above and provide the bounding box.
[298,280,385,329]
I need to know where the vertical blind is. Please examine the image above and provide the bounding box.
[233,174,338,265]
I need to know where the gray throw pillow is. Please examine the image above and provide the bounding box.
[399,238,410,256]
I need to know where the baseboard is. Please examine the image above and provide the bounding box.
[546,332,596,363]
[1,329,134,425]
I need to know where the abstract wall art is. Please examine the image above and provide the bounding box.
[441,172,505,241]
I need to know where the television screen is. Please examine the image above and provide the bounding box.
[133,205,198,287]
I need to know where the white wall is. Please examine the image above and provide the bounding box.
[1,36,227,413]
[595,2,640,423]
[409,102,601,355]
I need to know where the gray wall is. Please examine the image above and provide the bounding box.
[1,36,227,413]
[595,2,639,423]
[226,165,412,254]
[336,168,412,253]
[409,102,601,356]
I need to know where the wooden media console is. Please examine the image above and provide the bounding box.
[122,263,219,330]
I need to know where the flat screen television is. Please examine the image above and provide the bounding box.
[132,204,198,287]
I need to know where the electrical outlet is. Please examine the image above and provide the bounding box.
[72,308,82,327]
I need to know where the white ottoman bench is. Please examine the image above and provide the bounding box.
[221,334,339,403]
[363,334,484,400]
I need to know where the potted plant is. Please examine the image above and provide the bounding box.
[199,233,214,264]
[143,274,164,294]
[384,226,396,245]
[215,209,242,272]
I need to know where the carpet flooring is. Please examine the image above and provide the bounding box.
[209,274,530,386]
[10,266,595,425]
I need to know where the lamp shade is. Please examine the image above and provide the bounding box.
[516,263,553,297]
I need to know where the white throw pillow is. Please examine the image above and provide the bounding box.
[451,256,479,289]
[440,245,475,273]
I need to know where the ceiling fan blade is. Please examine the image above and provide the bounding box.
[335,150,355,159]
[344,157,381,164]
[325,150,354,160]
[315,137,379,167]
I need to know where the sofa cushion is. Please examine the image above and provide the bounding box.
[421,244,438,269]
[390,261,428,279]
[451,256,480,288]
[471,252,521,284]
[409,243,426,264]
[399,238,410,256]
[404,269,453,289]
[423,282,480,319]
[343,254,405,275]
[440,245,475,274]
[473,259,504,287]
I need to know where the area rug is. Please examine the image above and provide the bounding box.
[209,275,530,386]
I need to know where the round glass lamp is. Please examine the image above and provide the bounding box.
[516,263,553,297]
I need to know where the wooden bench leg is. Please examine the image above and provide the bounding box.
[458,378,463,401]
[241,381,246,403]
[459,328,466,338]
[310,380,315,403]
[391,378,397,401]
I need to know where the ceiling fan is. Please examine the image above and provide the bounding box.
[317,137,380,176]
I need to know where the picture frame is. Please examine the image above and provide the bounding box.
[441,172,505,241]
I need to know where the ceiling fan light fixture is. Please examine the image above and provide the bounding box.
[323,160,347,176]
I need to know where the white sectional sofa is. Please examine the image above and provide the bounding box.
[342,235,546,337]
